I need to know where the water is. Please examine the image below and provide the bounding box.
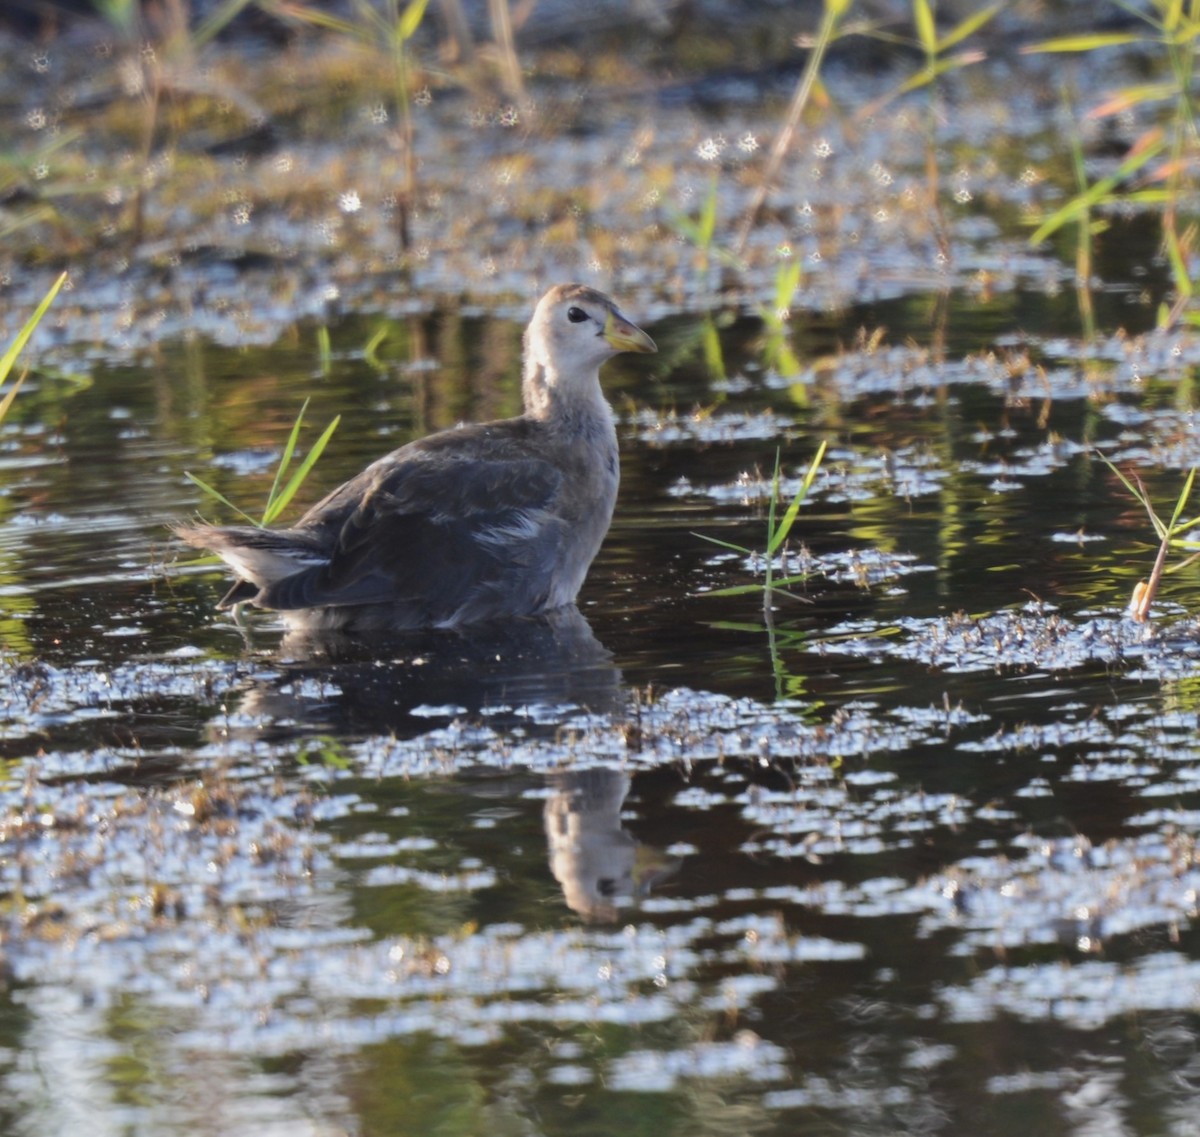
[4,8,1200,1130]
[4,278,1200,1136]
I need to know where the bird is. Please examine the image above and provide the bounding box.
[175,284,657,632]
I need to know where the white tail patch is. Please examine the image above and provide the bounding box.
[219,546,325,588]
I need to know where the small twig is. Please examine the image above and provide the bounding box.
[734,0,848,255]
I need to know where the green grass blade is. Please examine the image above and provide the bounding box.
[184,472,259,526]
[706,619,775,633]
[0,372,28,422]
[1164,225,1194,301]
[693,531,753,556]
[263,397,309,522]
[1169,19,1200,45]
[1099,452,1168,540]
[704,583,778,598]
[363,324,389,369]
[317,325,332,375]
[936,2,1000,52]
[0,271,68,388]
[1119,189,1174,206]
[398,0,429,40]
[773,258,803,313]
[766,447,781,551]
[1099,454,1149,508]
[768,572,816,589]
[893,50,985,97]
[698,175,719,247]
[913,0,937,54]
[1169,513,1200,536]
[262,413,341,525]
[700,318,726,381]
[1021,32,1143,53]
[267,2,370,40]
[1030,133,1166,244]
[768,440,827,555]
[1166,467,1197,534]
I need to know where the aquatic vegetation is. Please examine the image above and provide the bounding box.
[875,0,1000,110]
[1105,457,1200,622]
[758,254,804,379]
[735,0,851,251]
[0,272,66,424]
[668,171,729,278]
[270,0,431,250]
[184,396,340,526]
[823,604,1155,674]
[694,442,827,623]
[11,9,1200,1135]
[691,443,827,699]
[1024,1,1200,327]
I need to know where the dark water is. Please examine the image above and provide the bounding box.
[4,283,1200,1136]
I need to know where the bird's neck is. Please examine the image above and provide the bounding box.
[523,358,610,427]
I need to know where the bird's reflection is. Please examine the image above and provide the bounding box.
[544,768,681,923]
[238,604,622,737]
[220,606,680,922]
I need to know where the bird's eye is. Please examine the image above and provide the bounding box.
[566,306,588,323]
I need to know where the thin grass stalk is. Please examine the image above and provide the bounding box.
[390,0,413,251]
[734,0,849,254]
[1160,16,1198,321]
[1132,502,1179,621]
[1135,465,1199,620]
[131,53,162,247]
[1103,452,1197,621]
[183,472,259,526]
[769,439,826,555]
[909,0,948,259]
[487,0,524,100]
[763,450,781,625]
[185,398,340,529]
[1067,108,1097,342]
[390,0,431,253]
[0,272,68,384]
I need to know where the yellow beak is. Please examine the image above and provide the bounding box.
[604,309,657,354]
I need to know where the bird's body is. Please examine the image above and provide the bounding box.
[176,285,656,632]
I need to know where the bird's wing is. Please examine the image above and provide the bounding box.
[260,450,565,613]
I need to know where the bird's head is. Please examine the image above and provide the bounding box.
[523,284,656,416]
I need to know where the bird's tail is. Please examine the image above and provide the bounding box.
[173,522,327,608]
